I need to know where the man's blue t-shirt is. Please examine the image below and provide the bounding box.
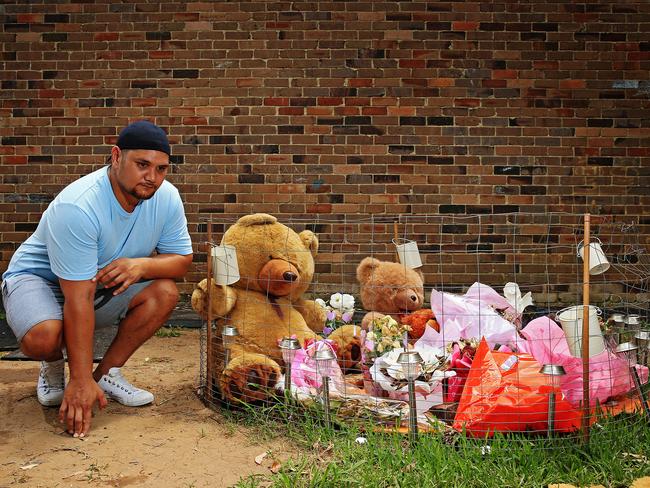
[3,166,193,283]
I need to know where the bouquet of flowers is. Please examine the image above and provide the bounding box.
[315,292,355,337]
[445,338,479,403]
[364,315,411,356]
[368,342,456,411]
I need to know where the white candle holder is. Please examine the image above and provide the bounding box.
[556,305,605,358]
[392,238,423,269]
[576,237,610,275]
[212,244,240,285]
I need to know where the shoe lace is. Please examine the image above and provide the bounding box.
[107,371,139,394]
[41,365,64,390]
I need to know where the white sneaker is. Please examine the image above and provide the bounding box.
[98,367,154,407]
[37,359,65,407]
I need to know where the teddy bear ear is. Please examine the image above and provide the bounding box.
[299,230,319,256]
[236,213,277,227]
[356,257,381,284]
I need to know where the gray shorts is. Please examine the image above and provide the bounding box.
[1,274,152,342]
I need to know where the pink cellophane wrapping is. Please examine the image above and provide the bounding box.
[519,316,648,405]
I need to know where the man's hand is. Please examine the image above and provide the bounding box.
[94,257,146,295]
[59,377,108,438]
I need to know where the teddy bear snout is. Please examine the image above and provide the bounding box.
[395,289,423,311]
[258,259,301,296]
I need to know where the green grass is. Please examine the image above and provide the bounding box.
[231,402,650,488]
[154,326,182,338]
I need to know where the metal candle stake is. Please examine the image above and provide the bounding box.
[539,364,566,437]
[313,346,337,427]
[221,325,239,367]
[609,313,625,345]
[615,342,650,421]
[397,350,424,443]
[633,331,650,367]
[278,337,301,394]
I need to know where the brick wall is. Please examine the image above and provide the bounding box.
[1,1,649,302]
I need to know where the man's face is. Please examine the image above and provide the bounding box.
[110,147,170,202]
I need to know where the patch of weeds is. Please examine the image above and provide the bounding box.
[155,326,182,338]
[229,401,650,488]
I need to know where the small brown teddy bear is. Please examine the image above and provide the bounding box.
[192,213,361,404]
[356,257,426,332]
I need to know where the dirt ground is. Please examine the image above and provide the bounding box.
[0,330,291,488]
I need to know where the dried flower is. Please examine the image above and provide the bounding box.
[362,315,411,357]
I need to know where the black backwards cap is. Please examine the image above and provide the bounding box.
[116,120,171,156]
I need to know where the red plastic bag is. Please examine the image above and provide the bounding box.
[453,338,582,436]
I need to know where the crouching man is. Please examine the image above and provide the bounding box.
[1,121,193,437]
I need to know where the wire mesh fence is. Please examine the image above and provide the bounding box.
[194,212,649,443]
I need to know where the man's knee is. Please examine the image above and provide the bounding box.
[20,321,63,360]
[147,279,179,311]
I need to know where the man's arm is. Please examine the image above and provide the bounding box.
[58,279,108,437]
[94,253,193,295]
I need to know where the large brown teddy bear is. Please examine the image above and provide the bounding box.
[192,213,361,404]
[356,257,426,332]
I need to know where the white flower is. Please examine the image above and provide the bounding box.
[329,292,343,312]
[315,298,327,309]
[341,293,355,312]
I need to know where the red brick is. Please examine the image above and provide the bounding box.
[452,21,479,31]
[94,33,119,41]
[2,156,28,164]
[183,117,208,125]
[348,79,373,87]
[264,97,290,106]
[560,79,586,89]
[38,89,64,98]
[17,14,43,23]
[279,107,304,115]
[318,97,343,106]
[236,78,263,88]
[399,59,426,69]
[492,70,518,79]
[149,51,174,59]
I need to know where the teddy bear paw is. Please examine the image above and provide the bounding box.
[337,336,362,372]
[222,363,281,404]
